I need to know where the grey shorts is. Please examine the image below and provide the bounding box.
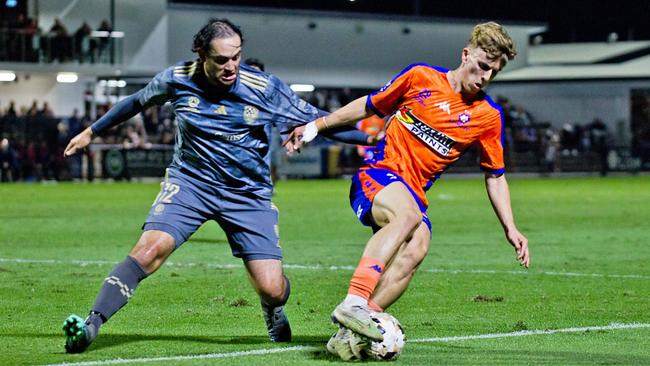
[143,168,281,261]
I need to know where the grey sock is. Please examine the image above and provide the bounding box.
[91,256,148,322]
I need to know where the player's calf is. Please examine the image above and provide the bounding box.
[260,274,292,342]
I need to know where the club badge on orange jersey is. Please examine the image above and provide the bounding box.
[454,111,472,131]
[395,107,456,156]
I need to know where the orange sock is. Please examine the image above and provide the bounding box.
[368,299,384,312]
[348,256,385,300]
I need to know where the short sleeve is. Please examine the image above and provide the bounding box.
[367,64,421,117]
[477,111,505,175]
[269,75,322,133]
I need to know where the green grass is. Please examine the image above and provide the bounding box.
[0,176,649,365]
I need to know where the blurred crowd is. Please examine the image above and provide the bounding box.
[0,16,114,63]
[497,96,611,174]
[0,99,176,182]
[0,92,619,183]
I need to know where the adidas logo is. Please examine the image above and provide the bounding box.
[215,105,227,115]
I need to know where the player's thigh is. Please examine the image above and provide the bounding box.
[143,169,210,248]
[371,182,422,227]
[215,193,282,261]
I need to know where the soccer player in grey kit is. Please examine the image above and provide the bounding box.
[62,18,376,353]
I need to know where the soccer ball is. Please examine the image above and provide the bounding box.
[352,312,406,361]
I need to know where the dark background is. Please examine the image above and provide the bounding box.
[171,0,650,43]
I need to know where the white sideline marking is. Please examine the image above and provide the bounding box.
[1,257,649,280]
[42,323,650,366]
[410,322,650,343]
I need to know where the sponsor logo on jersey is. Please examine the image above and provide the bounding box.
[414,89,432,106]
[395,107,457,156]
[243,105,259,124]
[213,132,247,141]
[435,101,451,115]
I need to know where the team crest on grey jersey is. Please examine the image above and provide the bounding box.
[243,105,259,124]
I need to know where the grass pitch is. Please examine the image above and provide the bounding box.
[0,175,649,365]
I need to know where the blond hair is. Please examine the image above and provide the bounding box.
[469,22,517,63]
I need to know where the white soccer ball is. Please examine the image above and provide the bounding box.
[352,312,406,361]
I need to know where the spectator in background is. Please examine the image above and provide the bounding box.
[244,57,265,71]
[141,107,159,137]
[67,109,82,137]
[6,101,17,118]
[24,17,42,62]
[39,101,54,118]
[74,21,93,63]
[157,118,175,145]
[122,117,151,150]
[356,114,385,160]
[0,138,20,182]
[27,100,38,117]
[588,118,610,176]
[49,17,71,62]
[96,19,113,61]
[543,127,561,173]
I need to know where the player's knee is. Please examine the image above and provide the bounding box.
[130,233,173,271]
[259,280,286,302]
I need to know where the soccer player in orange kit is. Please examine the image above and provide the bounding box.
[286,21,530,341]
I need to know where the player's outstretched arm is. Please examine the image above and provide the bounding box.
[295,96,373,147]
[64,92,145,157]
[321,126,376,146]
[63,127,94,157]
[484,173,530,268]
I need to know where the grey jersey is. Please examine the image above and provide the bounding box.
[139,61,321,199]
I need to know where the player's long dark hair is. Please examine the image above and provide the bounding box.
[192,18,244,53]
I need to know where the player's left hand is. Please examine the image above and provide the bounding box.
[282,125,306,155]
[367,130,386,146]
[506,228,529,268]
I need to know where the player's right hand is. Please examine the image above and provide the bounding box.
[300,120,319,143]
[506,228,530,268]
[282,125,306,155]
[63,127,94,157]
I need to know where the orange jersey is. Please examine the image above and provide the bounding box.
[367,64,505,206]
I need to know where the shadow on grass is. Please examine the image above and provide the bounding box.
[4,331,328,353]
